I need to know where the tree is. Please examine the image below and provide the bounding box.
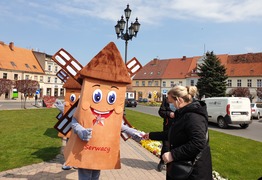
[15,80,39,109]
[196,51,228,99]
[229,87,251,97]
[0,78,13,96]
[257,87,262,100]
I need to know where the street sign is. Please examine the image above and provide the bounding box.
[36,89,40,95]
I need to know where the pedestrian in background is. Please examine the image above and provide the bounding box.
[157,94,176,171]
[144,85,212,180]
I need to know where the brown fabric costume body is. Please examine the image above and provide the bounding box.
[64,42,131,170]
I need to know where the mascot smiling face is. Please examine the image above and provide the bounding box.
[64,42,131,170]
[79,78,125,127]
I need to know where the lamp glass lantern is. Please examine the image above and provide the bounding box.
[124,4,131,19]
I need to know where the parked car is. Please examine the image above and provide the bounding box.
[138,98,149,103]
[251,103,262,119]
[203,97,251,129]
[125,99,137,107]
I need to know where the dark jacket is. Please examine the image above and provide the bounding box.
[150,100,213,180]
[158,97,175,131]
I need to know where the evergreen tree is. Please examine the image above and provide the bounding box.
[196,51,228,99]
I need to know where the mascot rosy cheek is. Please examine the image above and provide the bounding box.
[64,42,131,170]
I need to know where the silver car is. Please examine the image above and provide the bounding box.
[251,103,262,119]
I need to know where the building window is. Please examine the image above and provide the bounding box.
[54,77,58,83]
[60,88,64,96]
[148,81,152,86]
[25,64,30,68]
[10,61,16,67]
[40,76,43,82]
[257,79,262,87]
[247,79,252,87]
[142,81,145,86]
[136,81,139,86]
[25,75,29,80]
[3,73,7,79]
[47,88,51,96]
[190,80,194,86]
[163,81,166,87]
[154,81,159,86]
[34,76,38,81]
[14,74,18,80]
[237,79,242,87]
[148,92,152,98]
[55,66,58,72]
[48,65,52,71]
[170,81,174,87]
[179,81,182,85]
[48,77,51,83]
[227,79,232,87]
[33,65,37,69]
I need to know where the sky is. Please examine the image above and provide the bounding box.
[1,0,262,66]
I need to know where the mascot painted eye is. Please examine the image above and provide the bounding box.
[107,91,116,104]
[93,89,102,103]
[70,94,76,102]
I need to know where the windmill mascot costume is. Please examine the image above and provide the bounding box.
[63,42,136,179]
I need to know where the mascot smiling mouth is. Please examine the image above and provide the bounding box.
[91,108,113,126]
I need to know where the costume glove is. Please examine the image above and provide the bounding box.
[131,131,145,142]
[54,100,64,113]
[71,117,92,141]
[121,122,145,142]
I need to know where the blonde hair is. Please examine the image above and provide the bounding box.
[167,85,197,103]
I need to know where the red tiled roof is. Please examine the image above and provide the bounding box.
[216,54,228,65]
[133,58,170,80]
[0,41,44,74]
[227,62,262,77]
[134,52,262,80]
[226,53,262,76]
[228,52,262,64]
[162,56,194,79]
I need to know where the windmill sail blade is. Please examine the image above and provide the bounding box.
[52,48,83,83]
[126,57,142,77]
[56,69,70,83]
[54,100,79,136]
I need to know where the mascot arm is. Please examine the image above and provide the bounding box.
[72,117,92,141]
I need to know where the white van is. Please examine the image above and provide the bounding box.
[202,97,251,129]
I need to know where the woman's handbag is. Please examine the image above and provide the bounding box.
[167,160,193,180]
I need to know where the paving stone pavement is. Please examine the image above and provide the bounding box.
[0,138,166,180]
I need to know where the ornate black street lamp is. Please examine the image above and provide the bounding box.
[115,4,140,63]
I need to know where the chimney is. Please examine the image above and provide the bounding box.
[9,42,14,51]
[182,56,186,61]
[151,58,158,65]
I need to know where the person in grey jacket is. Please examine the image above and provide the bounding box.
[144,85,212,180]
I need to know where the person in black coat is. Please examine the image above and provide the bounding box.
[144,85,212,180]
[157,95,176,171]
